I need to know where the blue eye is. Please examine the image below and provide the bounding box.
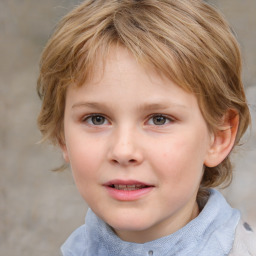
[148,115,172,125]
[84,115,108,125]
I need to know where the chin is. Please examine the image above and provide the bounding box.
[106,213,152,232]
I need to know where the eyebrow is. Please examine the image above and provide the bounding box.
[72,101,188,111]
[137,102,188,111]
[72,102,107,109]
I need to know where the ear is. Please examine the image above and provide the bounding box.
[59,138,70,163]
[204,109,239,167]
[61,144,70,163]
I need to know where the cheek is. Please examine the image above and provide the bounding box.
[151,135,205,184]
[66,136,102,182]
[68,144,102,203]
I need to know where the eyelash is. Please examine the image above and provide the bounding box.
[147,114,174,126]
[81,113,174,126]
[82,114,109,126]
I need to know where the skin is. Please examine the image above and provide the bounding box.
[61,46,236,243]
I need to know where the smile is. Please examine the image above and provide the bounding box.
[110,184,149,190]
[104,180,154,201]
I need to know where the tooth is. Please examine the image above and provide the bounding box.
[127,185,136,189]
[114,185,126,190]
[112,184,147,190]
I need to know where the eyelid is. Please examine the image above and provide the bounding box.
[82,113,111,125]
[80,113,175,126]
[146,114,175,125]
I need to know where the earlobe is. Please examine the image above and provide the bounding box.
[62,148,70,163]
[60,143,70,163]
[204,110,239,167]
[58,134,70,162]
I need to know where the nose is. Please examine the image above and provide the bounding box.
[108,127,144,166]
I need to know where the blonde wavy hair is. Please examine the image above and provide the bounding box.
[37,0,250,201]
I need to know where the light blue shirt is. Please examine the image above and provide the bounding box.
[61,189,240,256]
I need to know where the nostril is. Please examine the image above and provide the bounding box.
[110,158,137,165]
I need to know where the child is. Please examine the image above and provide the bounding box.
[37,0,256,255]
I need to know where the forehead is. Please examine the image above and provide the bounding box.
[68,46,200,113]
[84,45,188,92]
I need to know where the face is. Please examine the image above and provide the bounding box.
[62,47,214,243]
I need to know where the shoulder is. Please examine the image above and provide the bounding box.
[229,219,256,256]
[60,224,87,256]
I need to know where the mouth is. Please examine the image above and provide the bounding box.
[104,180,154,190]
[104,180,154,192]
[103,180,155,201]
[108,184,151,191]
[103,180,154,201]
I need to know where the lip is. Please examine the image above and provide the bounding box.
[103,179,154,201]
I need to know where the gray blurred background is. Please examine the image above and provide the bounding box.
[0,0,255,255]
